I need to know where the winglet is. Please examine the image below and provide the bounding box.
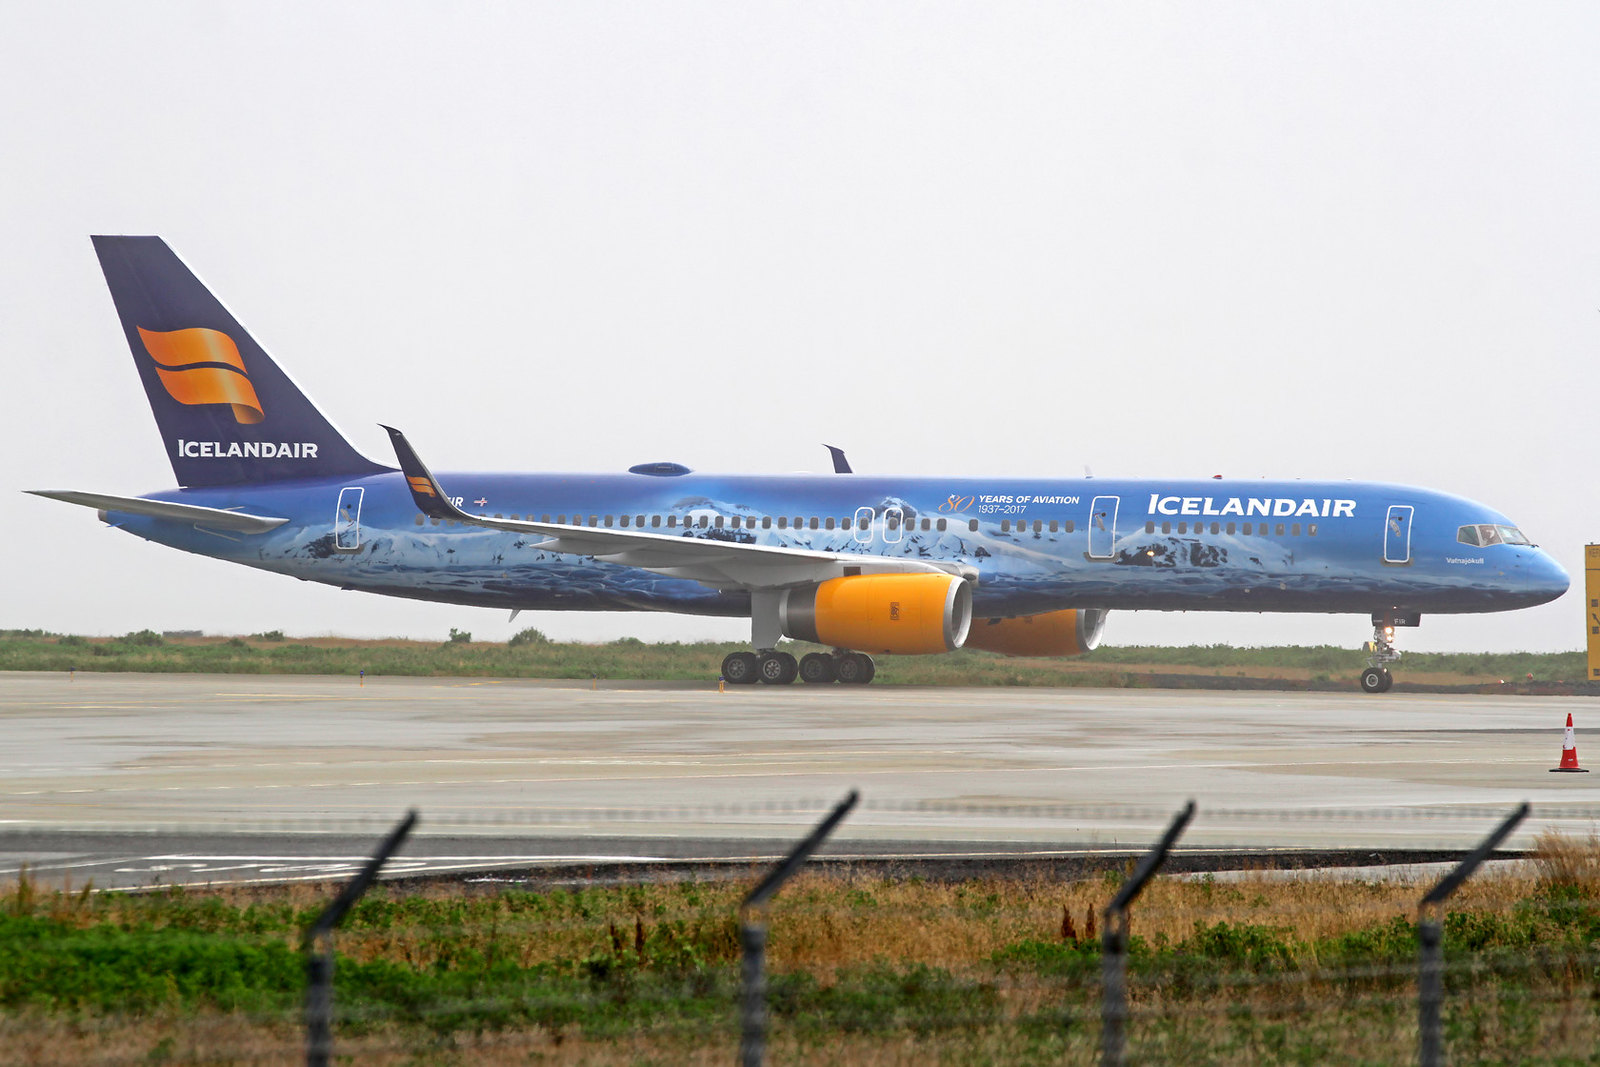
[382,425,465,521]
[824,444,852,474]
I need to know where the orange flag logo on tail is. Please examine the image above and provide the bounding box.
[138,327,264,424]
[407,476,438,497]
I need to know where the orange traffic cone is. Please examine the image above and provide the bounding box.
[1550,712,1590,773]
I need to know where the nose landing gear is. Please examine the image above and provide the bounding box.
[1359,612,1416,693]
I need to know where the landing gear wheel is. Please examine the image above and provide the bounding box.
[758,651,798,685]
[1359,667,1392,694]
[835,652,876,685]
[799,653,837,684]
[722,651,760,685]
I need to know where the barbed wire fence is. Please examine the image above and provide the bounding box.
[2,798,1599,1065]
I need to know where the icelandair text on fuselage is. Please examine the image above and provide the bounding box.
[1147,494,1356,519]
[176,439,319,459]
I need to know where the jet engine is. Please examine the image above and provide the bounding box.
[963,608,1107,658]
[780,573,972,655]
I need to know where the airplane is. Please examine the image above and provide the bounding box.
[28,237,1570,692]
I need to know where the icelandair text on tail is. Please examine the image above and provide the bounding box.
[176,438,319,459]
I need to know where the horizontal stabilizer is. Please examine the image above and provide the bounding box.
[26,490,289,533]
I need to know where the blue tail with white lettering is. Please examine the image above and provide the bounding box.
[92,235,390,488]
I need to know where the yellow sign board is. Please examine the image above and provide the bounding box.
[1587,545,1600,680]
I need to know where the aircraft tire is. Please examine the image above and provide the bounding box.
[836,652,876,685]
[799,653,836,684]
[722,651,760,685]
[758,651,798,685]
[1359,667,1389,694]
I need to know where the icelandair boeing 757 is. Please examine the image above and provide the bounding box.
[30,237,1569,692]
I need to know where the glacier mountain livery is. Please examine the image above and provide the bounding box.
[30,237,1570,691]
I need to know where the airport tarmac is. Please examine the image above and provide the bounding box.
[3,671,1599,888]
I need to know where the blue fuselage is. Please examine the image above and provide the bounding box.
[111,471,1569,621]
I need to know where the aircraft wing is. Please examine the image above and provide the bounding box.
[383,426,973,590]
[26,490,289,533]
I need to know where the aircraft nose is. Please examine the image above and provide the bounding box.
[1526,551,1570,603]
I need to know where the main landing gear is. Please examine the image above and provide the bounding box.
[721,649,875,686]
[1359,614,1407,694]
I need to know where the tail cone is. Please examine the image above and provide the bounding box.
[1550,712,1589,773]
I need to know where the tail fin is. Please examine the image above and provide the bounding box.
[91,235,391,488]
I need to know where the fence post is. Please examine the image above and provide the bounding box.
[1101,800,1196,1067]
[1416,802,1527,1067]
[304,810,417,1067]
[739,790,859,1067]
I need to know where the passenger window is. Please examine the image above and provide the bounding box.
[542,514,552,523]
[922,518,931,531]
[1033,520,1042,534]
[1000,520,1010,532]
[937,518,947,532]
[666,516,677,528]
[589,515,599,527]
[793,517,802,529]
[825,517,835,530]
[778,517,788,529]
[1065,521,1074,533]
[1290,523,1300,536]
[1145,522,1155,534]
[762,516,771,529]
[493,513,503,519]
[619,515,629,527]
[651,515,660,528]
[1050,520,1060,533]
[715,516,725,528]
[699,515,709,528]
[431,517,441,525]
[1226,522,1235,535]
[636,515,645,527]
[1177,522,1186,534]
[968,519,979,532]
[605,515,614,527]
[1162,522,1171,534]
[1210,522,1219,535]
[1242,523,1252,535]
[1275,523,1285,536]
[414,514,424,526]
[1308,524,1317,536]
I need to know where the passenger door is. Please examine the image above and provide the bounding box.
[1383,504,1413,564]
[334,487,364,551]
[1088,495,1119,560]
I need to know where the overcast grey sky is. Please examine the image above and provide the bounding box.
[3,2,1596,652]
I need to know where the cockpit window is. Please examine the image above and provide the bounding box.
[1458,523,1533,547]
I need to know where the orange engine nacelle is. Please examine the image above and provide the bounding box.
[780,573,972,655]
[963,608,1107,658]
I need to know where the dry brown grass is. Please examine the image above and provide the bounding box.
[1531,828,1600,894]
